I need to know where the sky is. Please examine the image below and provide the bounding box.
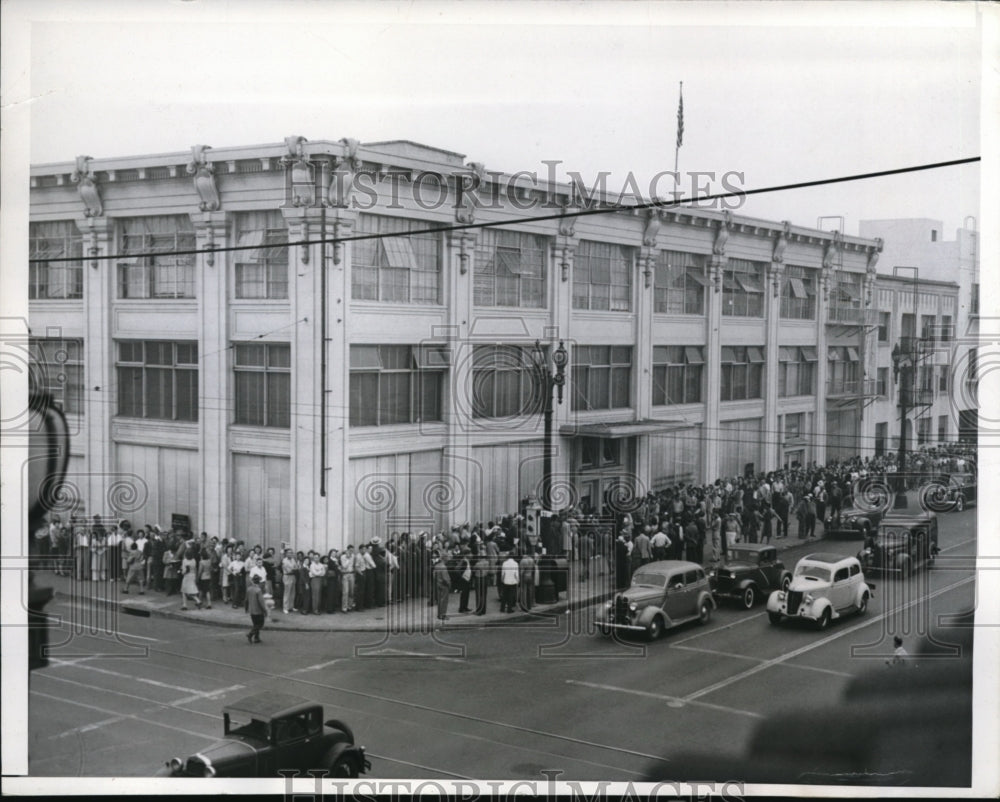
[7,0,987,238]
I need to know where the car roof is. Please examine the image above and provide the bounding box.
[223,692,317,720]
[800,552,855,565]
[726,543,773,552]
[638,560,705,574]
[882,511,937,524]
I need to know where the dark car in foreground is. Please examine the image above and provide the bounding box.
[858,511,939,576]
[596,560,714,641]
[939,472,976,512]
[160,693,370,778]
[825,500,889,539]
[709,543,792,609]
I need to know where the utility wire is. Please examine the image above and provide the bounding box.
[29,156,980,264]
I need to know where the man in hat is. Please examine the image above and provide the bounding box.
[433,551,452,622]
[246,574,268,644]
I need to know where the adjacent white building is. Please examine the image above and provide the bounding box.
[28,138,887,552]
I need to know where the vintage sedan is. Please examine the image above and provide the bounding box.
[940,472,976,512]
[160,693,370,778]
[767,553,873,630]
[857,511,939,576]
[825,502,889,539]
[596,560,714,641]
[709,544,792,609]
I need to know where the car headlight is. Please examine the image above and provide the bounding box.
[169,758,182,773]
[629,602,638,612]
[776,591,786,602]
[728,571,736,579]
[804,594,814,605]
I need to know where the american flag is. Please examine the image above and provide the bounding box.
[676,83,684,149]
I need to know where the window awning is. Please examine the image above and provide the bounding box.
[846,347,860,362]
[736,274,763,293]
[801,346,818,362]
[779,346,798,362]
[560,419,689,439]
[686,267,708,286]
[237,229,265,261]
[747,346,765,363]
[416,345,451,368]
[383,237,416,269]
[788,277,807,299]
[685,346,705,364]
[720,346,737,362]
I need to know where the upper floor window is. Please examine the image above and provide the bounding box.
[653,251,707,315]
[652,345,704,405]
[877,312,891,342]
[29,221,83,300]
[828,272,863,323]
[826,346,860,395]
[572,240,633,312]
[901,312,916,339]
[971,283,980,316]
[117,215,196,299]
[571,345,632,411]
[777,346,817,397]
[921,314,937,342]
[474,229,547,308]
[234,211,288,300]
[720,345,764,401]
[941,315,953,342]
[29,338,84,414]
[117,340,198,421]
[351,214,441,304]
[780,265,817,320]
[349,344,446,426]
[469,344,538,419]
[233,343,290,428]
[722,259,765,317]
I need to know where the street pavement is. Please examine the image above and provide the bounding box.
[26,508,978,783]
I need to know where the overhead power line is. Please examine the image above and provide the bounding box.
[29,156,980,265]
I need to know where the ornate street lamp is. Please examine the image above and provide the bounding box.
[532,339,568,512]
[891,340,914,498]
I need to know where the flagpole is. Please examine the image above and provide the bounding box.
[674,81,683,181]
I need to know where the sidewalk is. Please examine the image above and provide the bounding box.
[42,519,831,633]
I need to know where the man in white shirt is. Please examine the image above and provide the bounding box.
[281,548,298,614]
[500,554,519,613]
[339,546,356,612]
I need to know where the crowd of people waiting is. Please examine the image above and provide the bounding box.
[33,443,976,618]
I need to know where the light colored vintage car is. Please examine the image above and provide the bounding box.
[596,560,715,641]
[766,553,873,630]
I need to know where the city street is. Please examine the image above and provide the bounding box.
[28,508,978,781]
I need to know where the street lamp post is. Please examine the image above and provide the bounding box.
[891,339,914,500]
[532,340,568,513]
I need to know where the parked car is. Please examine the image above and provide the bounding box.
[159,693,370,778]
[766,553,873,630]
[596,560,714,640]
[857,511,939,576]
[708,543,792,609]
[939,472,977,512]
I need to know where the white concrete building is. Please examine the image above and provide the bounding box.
[28,138,884,552]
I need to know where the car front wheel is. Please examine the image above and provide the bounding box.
[647,615,664,641]
[780,575,791,592]
[955,495,965,512]
[816,608,832,631]
[741,586,756,609]
[698,599,712,625]
[857,592,868,616]
[322,748,360,778]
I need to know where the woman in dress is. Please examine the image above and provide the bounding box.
[197,547,214,608]
[90,528,108,583]
[229,549,246,609]
[179,547,202,610]
[220,545,233,604]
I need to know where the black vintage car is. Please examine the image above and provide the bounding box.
[825,501,889,539]
[857,511,939,577]
[709,544,792,609]
[940,472,977,512]
[159,693,370,778]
